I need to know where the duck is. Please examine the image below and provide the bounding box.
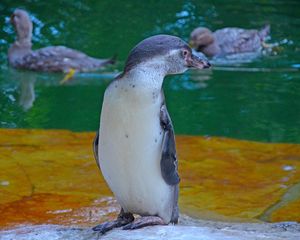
[189,25,270,57]
[8,9,115,83]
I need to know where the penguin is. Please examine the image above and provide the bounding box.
[93,34,210,234]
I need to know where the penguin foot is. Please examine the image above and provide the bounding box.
[92,209,134,234]
[92,220,120,234]
[123,216,166,230]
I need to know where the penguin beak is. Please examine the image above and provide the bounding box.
[187,50,211,69]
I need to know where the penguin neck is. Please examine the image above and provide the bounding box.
[123,61,168,91]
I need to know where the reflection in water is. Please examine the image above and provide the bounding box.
[169,69,212,91]
[211,52,262,66]
[11,70,119,112]
[189,69,212,89]
[19,74,36,111]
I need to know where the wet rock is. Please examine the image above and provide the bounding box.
[1,220,300,240]
[0,129,300,228]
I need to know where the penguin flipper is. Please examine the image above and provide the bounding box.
[160,104,180,186]
[93,131,100,169]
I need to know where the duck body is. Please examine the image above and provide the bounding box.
[9,44,114,72]
[190,25,270,57]
[8,9,114,73]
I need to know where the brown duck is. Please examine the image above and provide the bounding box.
[8,9,115,82]
[189,25,270,57]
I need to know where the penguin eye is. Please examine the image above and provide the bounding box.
[182,49,189,58]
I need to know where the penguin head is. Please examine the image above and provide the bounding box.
[11,9,33,43]
[123,35,210,76]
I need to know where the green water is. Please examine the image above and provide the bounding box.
[0,0,300,143]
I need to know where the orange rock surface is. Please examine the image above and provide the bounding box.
[0,129,299,229]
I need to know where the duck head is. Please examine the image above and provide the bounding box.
[11,9,32,44]
[122,34,210,78]
[190,27,218,57]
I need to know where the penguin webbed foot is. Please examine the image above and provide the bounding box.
[92,209,134,234]
[92,220,119,234]
[123,216,166,230]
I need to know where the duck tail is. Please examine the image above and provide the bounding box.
[259,24,270,40]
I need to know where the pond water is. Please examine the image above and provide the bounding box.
[0,0,300,143]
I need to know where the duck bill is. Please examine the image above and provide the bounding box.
[187,50,211,69]
[189,40,196,49]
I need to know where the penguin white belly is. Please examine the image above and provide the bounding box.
[98,82,173,223]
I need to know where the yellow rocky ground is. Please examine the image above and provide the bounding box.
[0,129,299,229]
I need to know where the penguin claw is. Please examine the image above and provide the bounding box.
[123,216,166,230]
